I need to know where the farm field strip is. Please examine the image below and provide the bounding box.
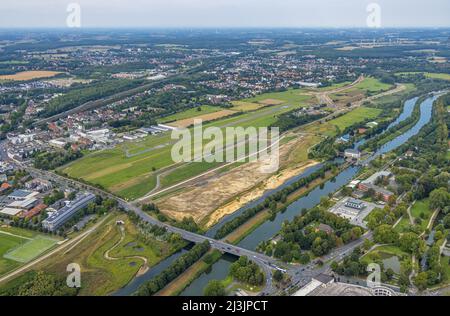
[0,70,62,81]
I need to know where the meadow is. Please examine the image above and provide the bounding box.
[157,105,222,123]
[62,79,386,202]
[62,90,315,200]
[306,106,382,136]
[30,213,184,296]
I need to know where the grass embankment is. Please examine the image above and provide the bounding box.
[155,249,222,296]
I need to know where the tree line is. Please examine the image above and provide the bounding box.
[135,241,210,296]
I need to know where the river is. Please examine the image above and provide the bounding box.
[115,93,439,296]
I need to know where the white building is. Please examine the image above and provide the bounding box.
[7,133,35,145]
[344,149,361,159]
[49,139,67,149]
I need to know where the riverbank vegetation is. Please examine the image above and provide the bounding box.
[135,241,210,296]
[257,200,364,263]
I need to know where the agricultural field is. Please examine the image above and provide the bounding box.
[0,70,62,81]
[231,101,266,112]
[28,213,184,296]
[158,105,223,123]
[0,227,59,276]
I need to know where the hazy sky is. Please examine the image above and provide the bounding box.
[0,0,449,28]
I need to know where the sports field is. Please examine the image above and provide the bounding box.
[0,227,59,275]
[3,236,58,263]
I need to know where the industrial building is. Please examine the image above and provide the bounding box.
[42,193,95,231]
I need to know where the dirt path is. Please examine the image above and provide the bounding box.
[407,202,415,225]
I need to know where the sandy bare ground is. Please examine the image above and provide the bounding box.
[204,160,318,228]
[155,136,318,227]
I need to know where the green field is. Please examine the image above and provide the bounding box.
[360,245,410,275]
[394,216,412,233]
[158,105,222,123]
[3,236,58,263]
[0,228,59,275]
[62,96,313,200]
[25,214,184,296]
[313,81,351,91]
[330,78,393,102]
[243,88,315,105]
[0,234,23,275]
[410,199,433,232]
[61,79,389,201]
[351,77,393,94]
[307,106,382,136]
[330,107,382,130]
